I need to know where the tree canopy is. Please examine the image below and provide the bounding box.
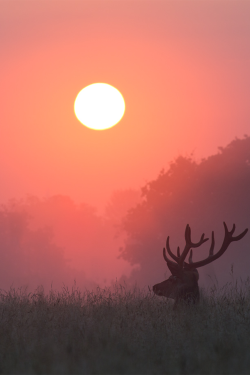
[120,136,250,286]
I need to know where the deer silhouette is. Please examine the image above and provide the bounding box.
[153,222,248,306]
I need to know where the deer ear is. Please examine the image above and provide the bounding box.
[167,261,182,277]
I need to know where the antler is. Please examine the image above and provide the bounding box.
[163,224,209,269]
[186,222,248,269]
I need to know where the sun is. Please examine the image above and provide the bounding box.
[74,83,125,130]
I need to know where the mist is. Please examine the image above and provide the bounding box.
[0,136,249,293]
[0,189,140,292]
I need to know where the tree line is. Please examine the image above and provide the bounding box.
[0,136,249,291]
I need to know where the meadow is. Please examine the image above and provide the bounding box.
[0,279,250,374]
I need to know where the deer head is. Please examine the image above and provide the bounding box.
[153,223,248,305]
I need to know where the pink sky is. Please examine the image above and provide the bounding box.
[1,0,250,212]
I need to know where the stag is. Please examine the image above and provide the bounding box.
[153,222,248,306]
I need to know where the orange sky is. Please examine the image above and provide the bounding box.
[1,0,250,212]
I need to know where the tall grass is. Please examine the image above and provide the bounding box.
[0,279,250,374]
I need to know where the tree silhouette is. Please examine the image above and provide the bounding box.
[0,198,101,291]
[1,194,134,289]
[120,136,250,287]
[0,205,72,291]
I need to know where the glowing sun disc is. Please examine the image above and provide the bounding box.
[74,83,125,130]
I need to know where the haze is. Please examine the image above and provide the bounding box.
[1,1,250,291]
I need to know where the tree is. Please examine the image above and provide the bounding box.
[120,136,250,287]
[9,194,135,287]
[0,204,73,291]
